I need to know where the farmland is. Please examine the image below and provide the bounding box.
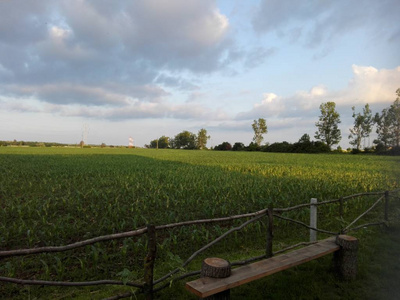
[0,147,399,299]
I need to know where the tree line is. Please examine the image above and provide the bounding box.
[146,128,210,150]
[147,89,400,154]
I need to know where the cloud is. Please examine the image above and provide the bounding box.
[236,65,400,121]
[252,0,400,50]
[0,0,259,122]
[154,73,200,91]
[2,83,169,106]
[0,0,236,101]
[1,92,228,122]
[244,47,276,69]
[342,65,400,104]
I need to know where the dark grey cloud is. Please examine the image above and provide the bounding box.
[0,0,236,112]
[1,83,169,106]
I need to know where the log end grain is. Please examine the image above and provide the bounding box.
[201,258,231,278]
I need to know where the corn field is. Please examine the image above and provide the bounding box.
[0,147,399,298]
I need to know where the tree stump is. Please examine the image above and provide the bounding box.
[334,235,358,280]
[201,258,231,300]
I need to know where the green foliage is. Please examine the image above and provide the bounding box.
[196,128,210,150]
[247,141,261,151]
[0,147,399,298]
[263,135,330,153]
[374,88,400,151]
[116,268,138,285]
[149,136,170,149]
[263,141,292,153]
[349,104,373,150]
[252,118,268,146]
[315,102,341,149]
[214,141,232,151]
[171,131,196,149]
[390,94,400,147]
[232,142,245,151]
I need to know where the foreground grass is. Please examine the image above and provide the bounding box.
[0,147,399,299]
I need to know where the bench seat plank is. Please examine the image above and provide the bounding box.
[186,237,339,298]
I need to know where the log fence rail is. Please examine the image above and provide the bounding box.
[1,189,399,299]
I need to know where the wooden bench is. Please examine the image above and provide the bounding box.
[186,235,357,299]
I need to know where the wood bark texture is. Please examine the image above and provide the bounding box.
[334,235,358,280]
[201,258,231,300]
[266,206,274,258]
[201,258,231,278]
[144,224,157,300]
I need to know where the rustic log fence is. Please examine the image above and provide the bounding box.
[1,189,399,299]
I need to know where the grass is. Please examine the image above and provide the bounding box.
[0,147,399,299]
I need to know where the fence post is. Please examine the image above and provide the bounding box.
[266,205,274,258]
[384,191,389,221]
[144,224,156,300]
[310,198,317,242]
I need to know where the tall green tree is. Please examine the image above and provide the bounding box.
[374,108,393,150]
[389,89,400,147]
[349,104,373,150]
[252,118,267,146]
[149,136,170,149]
[374,89,400,149]
[172,131,196,149]
[314,102,341,149]
[196,128,210,149]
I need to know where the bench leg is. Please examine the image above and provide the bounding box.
[334,235,358,280]
[202,290,230,300]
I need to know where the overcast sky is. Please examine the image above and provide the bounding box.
[1,0,399,148]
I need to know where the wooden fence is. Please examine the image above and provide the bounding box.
[1,189,399,299]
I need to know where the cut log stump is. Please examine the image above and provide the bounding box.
[201,258,231,300]
[334,235,358,280]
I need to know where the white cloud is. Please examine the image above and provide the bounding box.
[236,65,400,121]
[342,65,400,104]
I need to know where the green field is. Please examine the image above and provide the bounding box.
[0,147,399,299]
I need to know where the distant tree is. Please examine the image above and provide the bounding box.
[101,143,106,148]
[214,142,232,151]
[196,128,210,149]
[246,142,261,151]
[252,118,268,146]
[149,136,170,149]
[291,134,311,153]
[158,136,170,148]
[173,131,196,149]
[374,89,400,150]
[349,104,373,150]
[79,140,85,148]
[232,142,245,151]
[390,89,400,147]
[264,141,292,153]
[149,139,157,148]
[298,133,311,144]
[374,108,392,150]
[315,102,341,149]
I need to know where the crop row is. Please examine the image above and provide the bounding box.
[0,147,399,298]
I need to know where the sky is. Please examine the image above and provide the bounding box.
[0,0,399,148]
